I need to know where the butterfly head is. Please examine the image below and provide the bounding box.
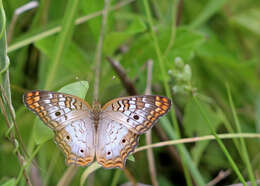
[92,100,101,112]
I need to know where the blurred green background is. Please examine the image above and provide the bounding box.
[1,0,260,185]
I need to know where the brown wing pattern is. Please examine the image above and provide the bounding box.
[102,95,171,134]
[23,90,92,130]
[23,90,95,166]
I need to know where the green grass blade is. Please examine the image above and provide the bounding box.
[226,83,256,186]
[193,96,247,185]
[189,0,227,29]
[110,169,121,186]
[142,0,204,185]
[160,117,206,185]
[44,0,81,89]
[0,0,11,103]
[7,0,135,53]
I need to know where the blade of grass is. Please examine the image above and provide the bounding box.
[7,0,136,53]
[25,0,83,176]
[0,1,32,185]
[193,96,247,185]
[111,169,121,186]
[142,0,204,185]
[189,0,227,29]
[226,83,256,186]
[44,0,80,89]
[219,109,241,152]
[163,0,178,57]
[160,117,205,185]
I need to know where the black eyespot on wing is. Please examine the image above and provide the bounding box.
[133,115,139,120]
[55,111,61,116]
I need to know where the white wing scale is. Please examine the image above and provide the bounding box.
[95,113,139,168]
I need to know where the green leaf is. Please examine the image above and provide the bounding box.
[183,98,222,136]
[33,118,54,145]
[160,117,205,185]
[33,81,89,144]
[167,27,205,61]
[190,0,227,28]
[103,17,146,55]
[59,81,89,99]
[183,98,222,165]
[0,178,16,186]
[232,8,260,36]
[121,26,205,83]
[127,155,135,162]
[35,36,91,89]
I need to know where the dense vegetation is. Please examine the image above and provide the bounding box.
[1,0,260,185]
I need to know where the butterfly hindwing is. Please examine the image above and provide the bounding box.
[96,116,139,169]
[55,118,95,166]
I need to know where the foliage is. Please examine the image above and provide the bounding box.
[1,0,260,185]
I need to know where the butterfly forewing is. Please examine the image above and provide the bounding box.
[23,90,92,130]
[101,95,171,134]
[23,90,95,166]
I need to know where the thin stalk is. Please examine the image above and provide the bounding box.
[193,96,246,185]
[16,145,42,185]
[80,162,101,186]
[93,0,110,101]
[226,84,256,186]
[145,60,158,186]
[0,96,31,186]
[134,133,260,153]
[0,1,31,185]
[57,166,78,186]
[0,0,6,39]
[142,0,202,185]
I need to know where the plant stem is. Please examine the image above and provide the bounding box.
[134,132,260,153]
[142,0,202,185]
[93,0,110,101]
